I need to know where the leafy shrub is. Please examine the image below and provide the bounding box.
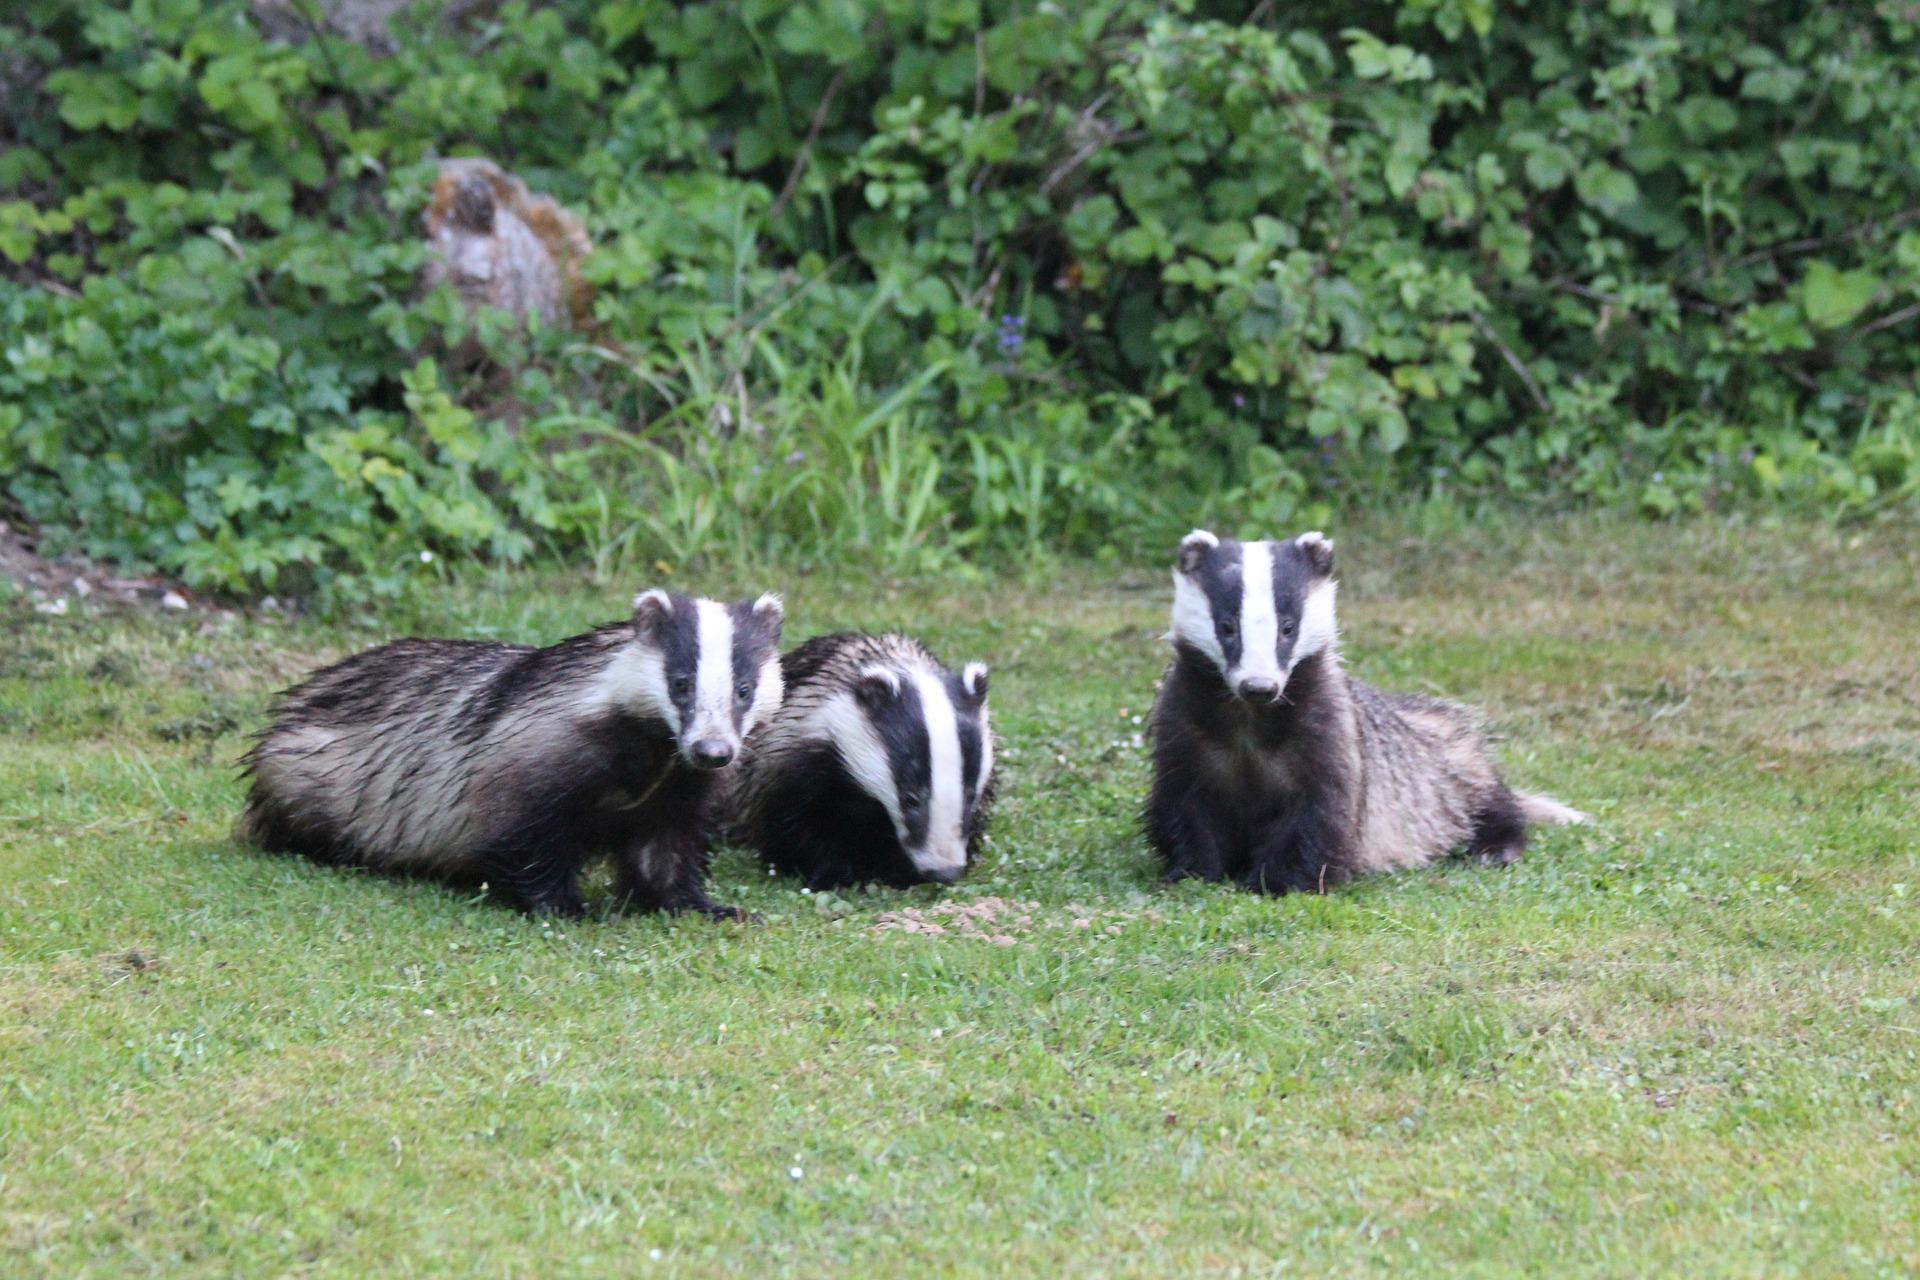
[3,0,1917,599]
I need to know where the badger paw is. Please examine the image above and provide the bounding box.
[525,885,588,920]
[1475,843,1526,867]
[698,903,763,925]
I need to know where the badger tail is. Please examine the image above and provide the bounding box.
[1515,791,1589,827]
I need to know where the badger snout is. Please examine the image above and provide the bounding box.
[685,738,737,770]
[1236,675,1282,702]
[909,842,967,886]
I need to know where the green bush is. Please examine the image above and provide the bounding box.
[4,0,1917,598]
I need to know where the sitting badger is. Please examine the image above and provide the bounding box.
[238,589,785,919]
[730,633,995,888]
[1146,531,1584,893]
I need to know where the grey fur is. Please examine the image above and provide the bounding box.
[731,631,996,888]
[1147,532,1585,892]
[237,591,783,917]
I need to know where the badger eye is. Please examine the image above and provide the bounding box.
[1281,620,1295,637]
[735,679,754,701]
[670,674,693,697]
[1217,619,1238,640]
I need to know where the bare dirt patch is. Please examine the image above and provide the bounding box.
[870,896,1157,944]
[2,517,196,613]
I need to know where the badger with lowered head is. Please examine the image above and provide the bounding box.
[1146,531,1584,893]
[238,589,784,919]
[731,632,995,888]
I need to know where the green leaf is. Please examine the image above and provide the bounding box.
[1575,163,1639,213]
[1800,262,1879,330]
[1675,95,1737,140]
[1523,144,1575,191]
[1741,65,1805,104]
[46,70,140,131]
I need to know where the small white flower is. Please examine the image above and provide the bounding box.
[649,1249,663,1262]
[788,1166,803,1181]
[419,550,434,564]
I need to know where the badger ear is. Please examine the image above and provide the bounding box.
[750,591,785,640]
[632,588,675,634]
[1295,531,1335,577]
[1178,529,1219,575]
[854,666,900,708]
[961,662,989,703]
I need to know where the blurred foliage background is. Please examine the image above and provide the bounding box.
[3,0,1918,601]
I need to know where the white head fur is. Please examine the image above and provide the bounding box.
[813,652,989,881]
[593,588,784,769]
[1171,529,1338,701]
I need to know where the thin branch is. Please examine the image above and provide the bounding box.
[1689,208,1920,281]
[1039,90,1122,196]
[1860,302,1920,336]
[766,67,848,224]
[974,30,987,118]
[1472,313,1550,414]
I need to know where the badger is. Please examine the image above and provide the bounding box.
[1145,530,1585,893]
[237,588,785,919]
[729,632,996,888]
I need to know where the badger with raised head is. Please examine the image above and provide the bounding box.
[238,589,785,919]
[1146,531,1584,893]
[730,632,996,888]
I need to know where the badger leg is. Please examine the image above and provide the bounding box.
[1243,802,1347,895]
[473,847,588,918]
[1148,786,1233,884]
[783,834,862,891]
[1466,785,1530,867]
[613,829,747,922]
[465,809,591,918]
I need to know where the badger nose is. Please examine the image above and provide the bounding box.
[687,739,735,770]
[1237,676,1280,701]
[922,864,963,885]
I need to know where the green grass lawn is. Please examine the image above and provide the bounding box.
[4,516,1917,1277]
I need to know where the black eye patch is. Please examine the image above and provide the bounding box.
[648,601,702,719]
[1187,541,1246,665]
[862,678,933,848]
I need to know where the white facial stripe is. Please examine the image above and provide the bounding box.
[1170,571,1224,665]
[818,693,901,836]
[974,705,994,801]
[1236,541,1282,685]
[912,670,967,876]
[589,646,678,731]
[1292,579,1338,665]
[743,657,783,738]
[687,598,737,745]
